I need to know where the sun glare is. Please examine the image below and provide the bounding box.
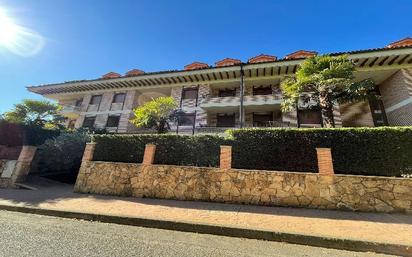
[0,7,44,56]
[0,9,19,46]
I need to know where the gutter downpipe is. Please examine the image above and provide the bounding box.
[239,64,245,128]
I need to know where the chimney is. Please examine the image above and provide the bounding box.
[386,37,412,48]
[184,62,209,70]
[215,58,241,67]
[102,72,121,79]
[285,50,317,60]
[125,69,145,77]
[248,54,277,63]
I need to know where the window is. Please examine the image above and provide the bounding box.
[82,116,96,128]
[253,112,273,127]
[216,113,235,127]
[178,113,196,126]
[106,115,120,127]
[75,99,83,107]
[218,88,236,97]
[182,88,198,100]
[253,86,272,95]
[90,95,102,105]
[298,109,322,125]
[112,93,126,104]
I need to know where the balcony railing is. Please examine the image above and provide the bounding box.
[60,105,81,117]
[175,121,290,135]
[243,94,282,106]
[199,95,240,108]
[200,93,282,108]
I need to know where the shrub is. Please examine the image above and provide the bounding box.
[228,127,412,177]
[24,125,60,145]
[31,131,90,182]
[130,96,178,134]
[93,134,226,167]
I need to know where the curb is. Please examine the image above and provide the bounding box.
[0,204,410,256]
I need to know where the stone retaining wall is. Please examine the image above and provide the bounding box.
[74,161,412,213]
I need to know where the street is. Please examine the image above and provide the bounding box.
[0,211,393,257]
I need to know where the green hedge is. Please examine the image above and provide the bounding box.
[92,127,412,177]
[229,127,412,177]
[93,134,226,167]
[31,131,90,183]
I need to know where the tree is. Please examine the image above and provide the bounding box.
[3,99,65,129]
[130,96,178,134]
[280,55,375,127]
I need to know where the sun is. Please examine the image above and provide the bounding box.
[0,7,44,56]
[0,8,19,46]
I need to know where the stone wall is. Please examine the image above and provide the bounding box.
[75,161,412,213]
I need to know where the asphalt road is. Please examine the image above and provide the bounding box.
[0,210,394,257]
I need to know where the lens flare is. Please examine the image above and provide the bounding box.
[0,7,44,56]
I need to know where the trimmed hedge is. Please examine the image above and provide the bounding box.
[92,127,412,177]
[93,134,226,167]
[229,127,412,177]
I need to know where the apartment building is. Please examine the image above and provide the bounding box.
[28,37,412,133]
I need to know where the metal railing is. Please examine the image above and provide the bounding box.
[61,105,81,113]
[200,93,282,107]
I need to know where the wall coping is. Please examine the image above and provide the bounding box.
[88,161,412,182]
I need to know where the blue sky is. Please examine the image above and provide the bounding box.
[0,0,411,113]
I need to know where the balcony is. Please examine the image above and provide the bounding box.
[243,94,282,107]
[60,105,81,118]
[174,121,291,135]
[200,96,240,109]
[199,94,282,110]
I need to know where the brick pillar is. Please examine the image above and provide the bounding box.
[11,146,37,183]
[17,146,37,163]
[316,148,334,175]
[220,145,232,170]
[142,144,156,165]
[82,143,96,162]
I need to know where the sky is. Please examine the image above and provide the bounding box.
[0,0,411,113]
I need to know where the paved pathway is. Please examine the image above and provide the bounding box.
[0,210,392,257]
[0,177,411,247]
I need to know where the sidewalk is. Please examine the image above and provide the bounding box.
[0,177,411,255]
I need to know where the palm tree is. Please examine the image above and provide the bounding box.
[3,99,65,128]
[281,55,375,127]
